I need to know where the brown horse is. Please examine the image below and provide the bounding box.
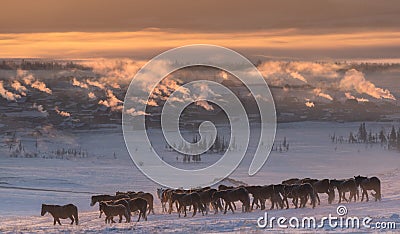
[171,192,203,217]
[282,178,301,185]
[127,192,155,215]
[99,199,131,223]
[276,184,299,209]
[292,183,316,208]
[128,198,148,221]
[312,179,335,205]
[354,176,382,202]
[331,179,357,203]
[99,202,130,224]
[213,187,250,214]
[90,194,129,206]
[41,204,78,225]
[199,188,223,214]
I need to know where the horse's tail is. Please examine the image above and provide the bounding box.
[73,206,79,225]
[371,188,382,201]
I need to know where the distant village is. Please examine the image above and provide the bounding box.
[0,60,399,133]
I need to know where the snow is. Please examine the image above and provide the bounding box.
[0,121,399,233]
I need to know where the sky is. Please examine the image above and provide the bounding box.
[0,0,399,60]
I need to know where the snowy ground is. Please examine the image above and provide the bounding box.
[0,121,400,233]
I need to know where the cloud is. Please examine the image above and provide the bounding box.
[340,69,395,100]
[0,81,21,101]
[55,106,71,117]
[11,80,27,96]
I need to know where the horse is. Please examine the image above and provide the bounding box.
[212,187,250,214]
[41,204,78,225]
[282,178,301,185]
[244,186,263,210]
[198,188,223,214]
[99,199,131,223]
[90,194,129,206]
[292,183,316,208]
[354,176,382,202]
[171,192,203,217]
[157,188,168,213]
[127,192,155,215]
[99,202,130,224]
[331,179,357,203]
[276,184,299,209]
[312,179,335,205]
[128,198,148,221]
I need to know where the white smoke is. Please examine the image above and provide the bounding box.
[88,92,97,100]
[313,88,333,101]
[0,81,21,101]
[72,77,89,89]
[11,80,27,96]
[55,106,71,117]
[345,92,369,102]
[195,100,214,111]
[19,70,52,94]
[305,101,315,108]
[98,89,123,111]
[125,107,149,117]
[86,79,105,90]
[80,58,143,87]
[340,69,396,100]
[33,103,48,117]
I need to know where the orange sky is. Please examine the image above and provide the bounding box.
[1,0,399,59]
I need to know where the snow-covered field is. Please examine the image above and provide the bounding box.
[1,121,400,233]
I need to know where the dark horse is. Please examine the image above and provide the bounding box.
[331,179,357,203]
[90,194,129,206]
[128,198,148,221]
[41,204,78,225]
[171,192,203,217]
[312,179,335,205]
[354,176,382,202]
[213,187,251,214]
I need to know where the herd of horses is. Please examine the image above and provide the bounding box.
[40,175,381,225]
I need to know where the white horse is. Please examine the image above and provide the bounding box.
[157,188,168,213]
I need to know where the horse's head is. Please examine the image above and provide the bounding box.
[354,175,368,186]
[90,196,97,206]
[41,204,47,216]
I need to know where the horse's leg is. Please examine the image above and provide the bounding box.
[184,205,187,217]
[99,210,102,218]
[284,197,289,209]
[57,219,61,225]
[53,218,57,225]
[69,216,74,225]
[317,193,321,205]
[232,202,237,210]
[228,202,235,214]
[192,204,197,217]
[365,190,369,202]
[223,202,228,214]
[260,198,265,210]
